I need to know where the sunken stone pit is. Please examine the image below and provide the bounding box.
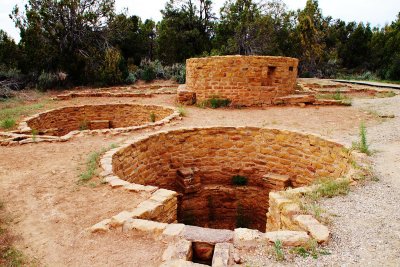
[111,127,350,232]
[20,104,175,137]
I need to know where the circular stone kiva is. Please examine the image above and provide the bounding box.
[21,104,175,137]
[111,127,350,231]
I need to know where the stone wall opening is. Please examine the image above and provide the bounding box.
[24,104,174,137]
[112,127,350,232]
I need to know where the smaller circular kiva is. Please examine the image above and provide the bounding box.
[111,127,350,232]
[22,104,175,137]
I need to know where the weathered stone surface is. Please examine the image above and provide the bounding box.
[90,219,111,233]
[233,228,264,248]
[181,225,234,244]
[163,224,186,239]
[162,239,192,262]
[109,178,130,188]
[211,243,231,267]
[264,231,310,247]
[122,219,167,234]
[110,211,134,227]
[294,215,330,243]
[185,56,299,107]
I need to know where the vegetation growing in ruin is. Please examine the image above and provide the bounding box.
[79,144,118,183]
[232,175,248,186]
[352,122,371,155]
[273,240,285,261]
[307,178,351,200]
[149,112,156,122]
[177,105,187,117]
[290,239,331,259]
[79,120,89,131]
[0,118,15,129]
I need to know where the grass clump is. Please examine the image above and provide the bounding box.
[79,120,89,131]
[149,112,156,122]
[0,118,16,129]
[290,239,330,259]
[177,105,187,117]
[273,240,285,261]
[376,91,396,98]
[199,96,231,109]
[232,175,248,186]
[79,144,119,183]
[316,91,352,105]
[352,122,371,155]
[79,150,102,183]
[307,178,351,200]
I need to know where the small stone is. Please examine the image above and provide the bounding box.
[162,239,192,262]
[212,243,231,267]
[264,231,310,247]
[109,178,130,188]
[163,224,185,239]
[110,211,134,227]
[122,219,167,234]
[90,219,111,233]
[234,228,264,248]
[294,215,330,243]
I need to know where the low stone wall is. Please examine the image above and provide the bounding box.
[111,127,350,231]
[185,56,299,106]
[22,104,174,137]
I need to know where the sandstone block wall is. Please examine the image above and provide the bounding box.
[185,56,299,106]
[112,127,350,232]
[26,104,173,136]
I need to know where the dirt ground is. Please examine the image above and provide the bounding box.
[0,80,399,266]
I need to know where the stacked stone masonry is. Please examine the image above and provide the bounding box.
[111,127,350,232]
[23,104,173,137]
[185,56,299,106]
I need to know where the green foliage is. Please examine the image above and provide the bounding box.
[307,178,351,200]
[164,64,186,84]
[232,175,248,186]
[37,72,59,91]
[0,118,16,129]
[352,122,371,155]
[99,48,124,85]
[177,105,187,117]
[273,240,285,261]
[149,112,156,122]
[79,120,89,131]
[125,73,137,84]
[290,239,331,259]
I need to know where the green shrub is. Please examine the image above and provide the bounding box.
[232,175,248,186]
[125,72,137,84]
[100,48,124,85]
[207,97,231,109]
[0,118,15,129]
[37,71,59,90]
[164,63,186,84]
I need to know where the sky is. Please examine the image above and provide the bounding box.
[1,0,399,41]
